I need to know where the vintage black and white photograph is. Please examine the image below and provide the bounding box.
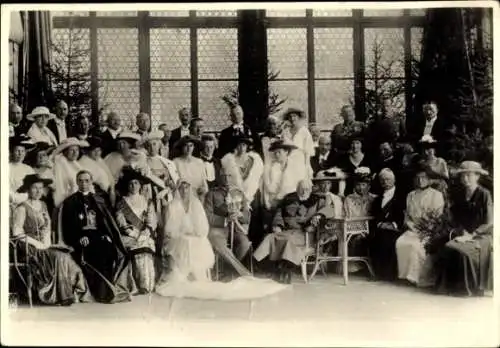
[2,2,498,346]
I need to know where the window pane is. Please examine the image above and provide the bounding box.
[365,79,405,118]
[364,28,404,78]
[313,9,352,16]
[51,11,88,17]
[267,29,307,79]
[150,29,190,79]
[51,28,90,76]
[97,29,138,79]
[196,10,237,17]
[198,29,238,80]
[151,81,191,129]
[268,80,308,117]
[411,27,424,61]
[98,80,140,128]
[266,10,306,17]
[315,80,354,129]
[96,11,138,16]
[149,11,190,17]
[409,8,427,16]
[363,9,404,16]
[314,28,353,78]
[198,81,238,131]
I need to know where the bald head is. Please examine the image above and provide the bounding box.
[379,168,395,190]
[10,103,23,124]
[297,179,313,201]
[55,100,68,120]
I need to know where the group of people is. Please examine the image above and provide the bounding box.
[8,98,493,307]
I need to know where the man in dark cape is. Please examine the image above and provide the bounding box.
[57,170,136,303]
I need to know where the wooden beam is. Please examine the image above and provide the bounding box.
[403,10,413,122]
[89,12,99,125]
[138,11,151,115]
[306,9,316,123]
[353,10,366,121]
[189,11,199,117]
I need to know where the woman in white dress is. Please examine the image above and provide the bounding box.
[396,168,445,287]
[78,136,116,206]
[280,107,315,180]
[52,137,90,207]
[155,180,288,301]
[220,135,263,204]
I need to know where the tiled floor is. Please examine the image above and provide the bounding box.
[5,274,498,347]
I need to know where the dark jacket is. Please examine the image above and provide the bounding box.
[371,189,405,230]
[215,124,255,159]
[168,126,187,159]
[99,129,118,158]
[310,149,336,175]
[47,118,70,144]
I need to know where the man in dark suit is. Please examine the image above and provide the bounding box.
[168,107,192,159]
[134,112,151,140]
[368,168,405,281]
[371,142,399,195]
[9,102,30,137]
[47,100,69,144]
[199,134,221,189]
[215,105,256,159]
[414,101,448,154]
[100,112,123,158]
[310,135,336,175]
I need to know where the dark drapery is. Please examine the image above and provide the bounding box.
[21,11,53,114]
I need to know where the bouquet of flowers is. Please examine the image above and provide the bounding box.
[414,210,455,254]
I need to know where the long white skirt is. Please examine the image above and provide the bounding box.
[395,230,434,286]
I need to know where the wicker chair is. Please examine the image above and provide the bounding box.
[309,216,375,285]
[9,236,33,307]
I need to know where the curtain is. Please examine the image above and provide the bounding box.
[21,11,53,114]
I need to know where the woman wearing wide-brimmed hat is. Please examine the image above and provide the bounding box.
[26,142,57,215]
[313,168,346,219]
[26,106,58,146]
[435,161,493,297]
[115,165,164,294]
[173,135,208,200]
[104,131,148,183]
[52,137,90,207]
[418,135,449,197]
[280,107,315,180]
[11,174,92,305]
[78,136,116,206]
[9,135,36,206]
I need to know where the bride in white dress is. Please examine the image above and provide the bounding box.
[155,180,287,301]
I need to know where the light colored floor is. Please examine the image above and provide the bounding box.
[4,274,499,347]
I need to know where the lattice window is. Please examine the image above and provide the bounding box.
[313,9,353,17]
[197,28,238,130]
[196,10,237,17]
[51,11,89,17]
[409,8,427,16]
[267,29,307,79]
[95,11,138,17]
[266,10,306,17]
[365,79,406,115]
[51,28,91,75]
[150,29,190,80]
[411,27,424,61]
[99,80,140,128]
[97,28,138,80]
[315,80,355,129]
[199,81,238,131]
[314,28,354,78]
[363,9,405,17]
[364,28,405,78]
[151,81,191,129]
[149,11,190,17]
[269,80,308,117]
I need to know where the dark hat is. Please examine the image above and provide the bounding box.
[282,107,306,121]
[201,134,216,142]
[116,165,166,195]
[174,135,201,150]
[86,136,103,150]
[25,142,56,167]
[419,135,438,149]
[268,139,298,152]
[352,167,372,183]
[313,168,347,181]
[10,134,36,151]
[17,174,53,193]
[234,134,253,146]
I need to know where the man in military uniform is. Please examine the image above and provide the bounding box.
[330,105,366,161]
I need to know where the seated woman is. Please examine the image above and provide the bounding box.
[173,135,208,201]
[11,174,92,306]
[156,180,287,300]
[220,135,264,204]
[254,180,322,284]
[396,168,445,287]
[53,137,90,208]
[435,161,493,296]
[337,138,371,196]
[418,135,449,198]
[115,166,160,294]
[312,169,344,219]
[368,168,405,281]
[341,167,376,273]
[78,136,116,207]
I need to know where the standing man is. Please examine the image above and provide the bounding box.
[189,117,205,157]
[169,107,192,158]
[414,101,448,155]
[100,112,123,158]
[9,103,26,137]
[74,115,91,141]
[310,135,336,175]
[47,100,69,144]
[158,123,171,158]
[135,112,151,140]
[216,105,255,159]
[199,134,220,189]
[330,105,365,161]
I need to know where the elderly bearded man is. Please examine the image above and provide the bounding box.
[254,180,323,284]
